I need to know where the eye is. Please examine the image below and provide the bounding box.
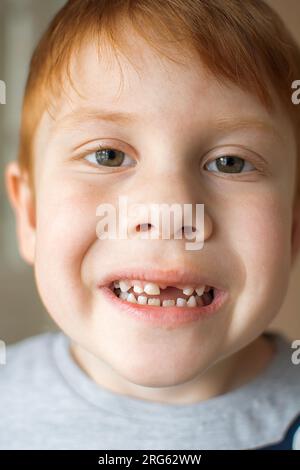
[205,155,256,174]
[84,146,135,168]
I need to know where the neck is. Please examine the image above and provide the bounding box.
[70,334,275,405]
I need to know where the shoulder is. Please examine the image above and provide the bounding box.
[0,331,76,449]
[0,332,61,394]
[253,333,300,449]
[265,332,300,412]
[266,332,300,395]
[206,332,300,449]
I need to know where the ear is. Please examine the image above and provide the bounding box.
[5,161,36,265]
[291,193,300,265]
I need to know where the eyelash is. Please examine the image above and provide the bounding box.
[81,145,262,175]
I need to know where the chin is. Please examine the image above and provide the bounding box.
[107,350,212,390]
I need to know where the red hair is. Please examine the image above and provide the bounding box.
[19,0,300,197]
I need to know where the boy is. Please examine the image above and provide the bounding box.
[2,0,300,450]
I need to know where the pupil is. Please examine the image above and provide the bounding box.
[216,156,244,173]
[95,149,125,167]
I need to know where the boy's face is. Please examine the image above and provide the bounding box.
[7,29,300,387]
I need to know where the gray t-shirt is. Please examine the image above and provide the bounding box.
[0,331,299,450]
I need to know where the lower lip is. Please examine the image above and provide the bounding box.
[99,286,228,328]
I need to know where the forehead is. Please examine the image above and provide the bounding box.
[52,37,216,125]
[38,28,294,152]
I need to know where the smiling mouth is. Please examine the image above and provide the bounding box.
[108,280,215,308]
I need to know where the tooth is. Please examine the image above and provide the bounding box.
[119,292,129,300]
[133,284,144,294]
[114,281,120,288]
[182,287,194,295]
[176,298,187,307]
[127,293,137,303]
[137,295,147,305]
[162,299,175,307]
[119,280,131,292]
[147,298,161,306]
[187,295,197,307]
[144,283,160,295]
[196,286,205,296]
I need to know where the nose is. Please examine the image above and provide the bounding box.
[125,173,213,245]
[133,211,213,244]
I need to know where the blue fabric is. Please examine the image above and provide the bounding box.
[258,415,300,449]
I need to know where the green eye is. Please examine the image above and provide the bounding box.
[205,156,256,174]
[84,147,135,168]
[95,148,124,167]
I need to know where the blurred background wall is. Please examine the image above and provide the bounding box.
[0,0,300,344]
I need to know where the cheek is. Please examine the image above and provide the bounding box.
[34,182,100,327]
[223,190,293,339]
[235,197,291,282]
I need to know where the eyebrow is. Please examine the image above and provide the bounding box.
[54,107,139,128]
[54,107,283,143]
[212,116,283,143]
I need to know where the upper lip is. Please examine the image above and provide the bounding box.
[97,266,226,290]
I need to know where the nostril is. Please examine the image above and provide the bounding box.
[183,226,197,235]
[136,223,152,232]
